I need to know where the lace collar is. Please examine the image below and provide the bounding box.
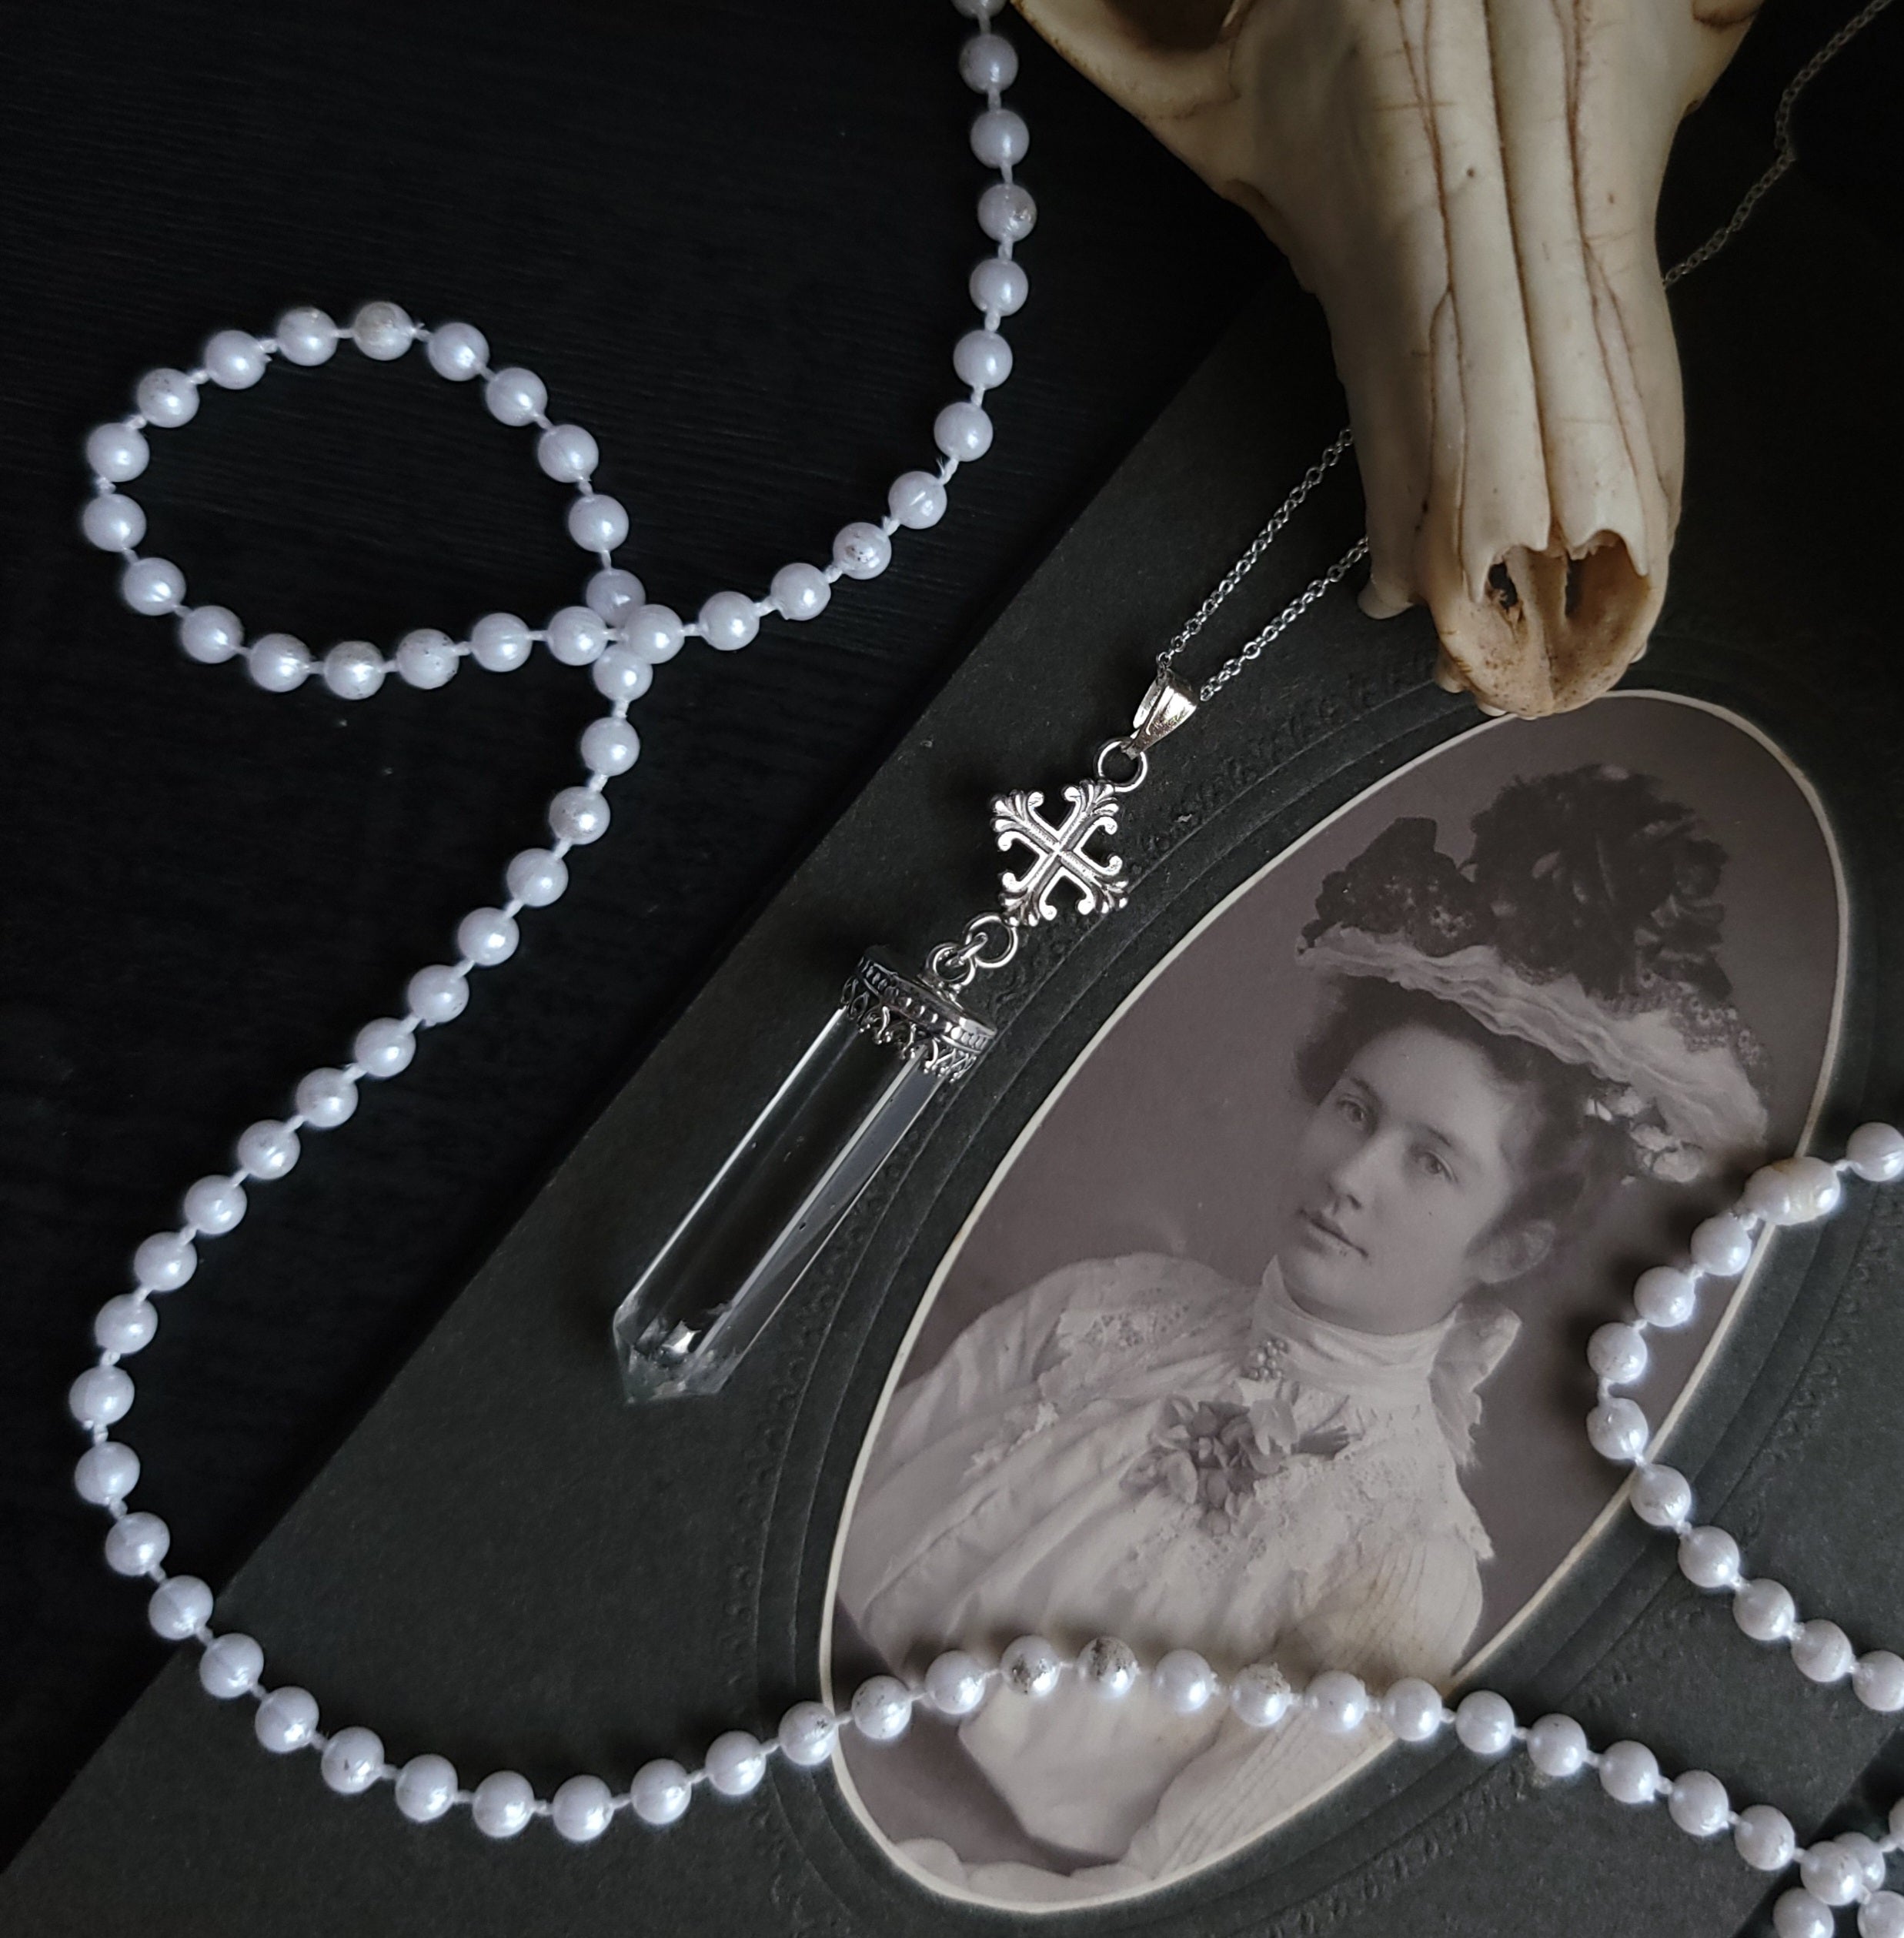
[1241,1261,1460,1399]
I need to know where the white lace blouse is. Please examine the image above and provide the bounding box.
[836,1252,1517,1900]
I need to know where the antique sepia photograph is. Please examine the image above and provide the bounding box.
[826,693,1843,1909]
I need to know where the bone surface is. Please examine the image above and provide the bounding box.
[1015,0,1760,715]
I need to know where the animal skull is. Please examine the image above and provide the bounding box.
[1014,0,1761,715]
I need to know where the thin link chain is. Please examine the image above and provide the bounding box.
[1165,0,1895,704]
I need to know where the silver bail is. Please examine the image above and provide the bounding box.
[1127,671,1198,753]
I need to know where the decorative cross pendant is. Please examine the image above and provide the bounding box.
[990,780,1131,926]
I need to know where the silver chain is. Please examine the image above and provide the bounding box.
[1164,0,1895,703]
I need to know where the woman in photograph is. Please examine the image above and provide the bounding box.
[834,765,1769,1903]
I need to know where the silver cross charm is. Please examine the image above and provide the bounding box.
[990,780,1131,926]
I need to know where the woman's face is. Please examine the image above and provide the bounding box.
[1274,1022,1547,1335]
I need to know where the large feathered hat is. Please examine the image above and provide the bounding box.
[1298,765,1769,1183]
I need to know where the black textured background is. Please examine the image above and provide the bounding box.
[1,0,1899,1896]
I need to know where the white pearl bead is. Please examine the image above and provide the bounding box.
[69,1365,133,1428]
[74,1441,140,1505]
[887,472,947,531]
[248,633,313,691]
[1597,1739,1661,1805]
[630,1758,692,1826]
[970,256,1028,316]
[88,421,149,482]
[1001,1635,1065,1699]
[321,1726,386,1796]
[1800,1841,1864,1908]
[580,717,640,777]
[546,605,608,667]
[235,1118,299,1180]
[849,1675,914,1741]
[777,1702,840,1768]
[322,640,386,700]
[1307,1669,1370,1735]
[1631,1464,1692,1529]
[769,562,831,621]
[952,0,1005,17]
[1735,1803,1799,1870]
[183,1173,246,1235]
[626,604,685,663]
[934,401,994,463]
[1734,1577,1798,1642]
[550,1773,615,1843]
[506,849,568,907]
[586,566,646,623]
[425,321,489,381]
[395,627,459,689]
[567,493,629,553]
[394,1753,459,1822]
[832,523,892,580]
[276,308,339,367]
[295,1068,359,1130]
[1633,1265,1699,1328]
[537,423,598,483]
[122,556,186,615]
[1214,1659,1290,1728]
[1691,1212,1753,1277]
[1453,1689,1516,1756]
[94,1293,157,1355]
[134,1231,197,1292]
[1748,1155,1843,1226]
[705,1731,767,1799]
[1526,1713,1590,1779]
[82,493,145,551]
[204,329,267,390]
[969,107,1029,168]
[354,1017,418,1080]
[486,366,548,426]
[255,1686,320,1754]
[1587,1322,1648,1385]
[1668,1769,1730,1837]
[92,1516,161,1580]
[1792,1619,1856,1684]
[456,907,519,967]
[1847,1122,1904,1184]
[1840,1832,1889,1892]
[698,590,760,651]
[959,31,1018,90]
[351,301,415,360]
[148,1574,212,1640]
[1077,1637,1141,1702]
[977,181,1037,243]
[1862,1892,1904,1938]
[470,611,533,673]
[1773,1890,1837,1938]
[1678,1525,1742,1590]
[548,786,610,845]
[1151,1649,1219,1716]
[953,328,1013,392]
[136,369,200,429]
[472,1770,536,1837]
[1586,1397,1648,1463]
[1855,1650,1904,1712]
[199,1632,265,1699]
[407,965,469,1026]
[1379,1678,1444,1743]
[591,646,653,706]
[179,605,242,663]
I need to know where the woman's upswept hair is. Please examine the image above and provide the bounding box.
[1295,976,1633,1250]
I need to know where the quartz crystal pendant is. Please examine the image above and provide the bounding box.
[612,953,994,1401]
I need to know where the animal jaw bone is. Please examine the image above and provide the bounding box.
[1014,0,1761,716]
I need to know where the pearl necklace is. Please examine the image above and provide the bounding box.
[60,2,1904,1929]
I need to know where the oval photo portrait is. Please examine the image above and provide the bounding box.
[824,693,1843,1910]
